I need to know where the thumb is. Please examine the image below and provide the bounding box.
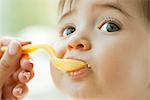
[0,40,22,88]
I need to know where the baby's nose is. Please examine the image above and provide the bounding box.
[67,39,91,51]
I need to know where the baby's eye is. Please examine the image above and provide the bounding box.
[62,26,76,36]
[99,21,120,32]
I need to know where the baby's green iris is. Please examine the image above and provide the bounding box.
[63,26,76,36]
[101,21,120,32]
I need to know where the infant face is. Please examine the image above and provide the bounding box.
[50,0,149,99]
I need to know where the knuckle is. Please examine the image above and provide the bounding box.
[0,59,11,71]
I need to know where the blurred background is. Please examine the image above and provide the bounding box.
[0,0,58,35]
[0,0,68,100]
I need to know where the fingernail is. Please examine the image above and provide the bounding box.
[21,41,32,46]
[23,72,31,81]
[15,87,23,95]
[28,59,34,68]
[8,41,20,55]
[29,58,34,63]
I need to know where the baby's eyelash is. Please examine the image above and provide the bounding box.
[58,23,76,37]
[98,16,122,29]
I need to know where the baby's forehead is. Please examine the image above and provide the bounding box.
[58,0,149,24]
[76,0,141,7]
[60,0,142,16]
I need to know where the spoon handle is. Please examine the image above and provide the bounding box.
[1,44,88,72]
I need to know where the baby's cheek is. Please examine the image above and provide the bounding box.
[50,61,68,91]
[101,58,126,85]
[94,48,131,90]
[50,62,62,84]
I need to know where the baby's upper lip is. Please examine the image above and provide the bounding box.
[65,57,87,62]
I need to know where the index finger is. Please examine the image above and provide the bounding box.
[0,37,32,46]
[0,40,22,87]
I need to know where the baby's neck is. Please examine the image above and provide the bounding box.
[71,95,149,100]
[71,89,150,100]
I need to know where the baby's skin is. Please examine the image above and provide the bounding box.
[50,0,150,100]
[0,37,34,100]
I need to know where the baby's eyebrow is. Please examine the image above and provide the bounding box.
[58,9,76,24]
[93,2,131,18]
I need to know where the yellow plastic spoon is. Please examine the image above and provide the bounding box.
[1,44,88,72]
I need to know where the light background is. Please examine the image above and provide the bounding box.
[0,0,69,100]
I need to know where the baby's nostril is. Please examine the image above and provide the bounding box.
[76,44,84,49]
[68,44,73,49]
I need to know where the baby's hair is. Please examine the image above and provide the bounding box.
[58,0,73,17]
[58,0,150,21]
[142,0,150,21]
[58,0,65,15]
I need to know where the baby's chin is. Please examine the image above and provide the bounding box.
[55,84,101,100]
[53,78,102,99]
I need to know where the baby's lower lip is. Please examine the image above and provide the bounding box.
[68,67,91,79]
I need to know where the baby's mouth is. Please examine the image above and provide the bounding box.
[65,57,92,78]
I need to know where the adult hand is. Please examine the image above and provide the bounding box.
[0,37,34,100]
